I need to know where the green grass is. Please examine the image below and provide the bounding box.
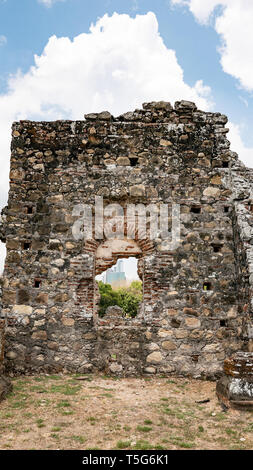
[178,442,195,449]
[36,419,45,428]
[50,384,81,395]
[87,416,96,424]
[1,413,14,419]
[70,435,86,444]
[10,400,28,410]
[225,428,237,437]
[56,400,72,408]
[123,425,131,432]
[0,374,252,451]
[136,425,152,433]
[132,440,152,450]
[116,440,131,449]
[30,386,48,393]
[51,427,62,432]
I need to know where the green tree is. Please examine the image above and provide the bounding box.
[97,280,143,318]
[97,281,120,317]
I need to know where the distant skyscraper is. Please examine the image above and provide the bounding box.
[118,259,124,272]
[106,259,126,285]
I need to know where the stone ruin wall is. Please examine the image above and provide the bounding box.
[0,100,252,380]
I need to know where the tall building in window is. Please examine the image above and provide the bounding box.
[106,259,126,285]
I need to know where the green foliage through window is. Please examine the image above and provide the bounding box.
[97,280,142,318]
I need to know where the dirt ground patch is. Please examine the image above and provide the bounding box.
[0,374,252,450]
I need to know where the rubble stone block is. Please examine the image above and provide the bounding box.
[216,352,253,409]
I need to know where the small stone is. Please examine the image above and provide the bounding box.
[6,351,17,359]
[109,363,123,373]
[183,308,199,317]
[145,331,152,340]
[160,139,173,147]
[179,134,189,142]
[52,258,65,267]
[146,351,163,364]
[158,329,173,338]
[167,309,178,316]
[162,341,177,351]
[83,332,96,340]
[175,329,188,339]
[32,331,47,341]
[211,175,222,185]
[35,293,48,305]
[34,319,45,327]
[148,343,160,351]
[144,367,156,374]
[84,113,98,120]
[116,157,130,166]
[66,242,75,250]
[167,291,178,298]
[185,317,201,328]
[12,305,33,315]
[62,317,75,326]
[129,185,145,197]
[98,111,112,120]
[203,187,220,197]
[47,341,58,351]
[105,305,124,317]
[122,111,135,121]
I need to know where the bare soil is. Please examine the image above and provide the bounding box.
[0,374,252,450]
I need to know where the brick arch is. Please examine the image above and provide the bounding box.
[83,237,155,276]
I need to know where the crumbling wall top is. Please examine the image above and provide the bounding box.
[83,100,229,125]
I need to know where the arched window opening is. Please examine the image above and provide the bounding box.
[95,257,143,318]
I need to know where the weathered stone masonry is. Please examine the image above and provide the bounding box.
[0,100,252,380]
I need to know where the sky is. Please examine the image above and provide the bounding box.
[0,0,253,273]
[96,257,140,282]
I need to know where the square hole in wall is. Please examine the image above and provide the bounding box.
[34,280,41,288]
[224,206,230,213]
[22,242,31,251]
[129,157,138,167]
[190,206,201,214]
[26,206,34,215]
[222,161,229,168]
[212,244,222,253]
[203,282,212,291]
[220,319,227,327]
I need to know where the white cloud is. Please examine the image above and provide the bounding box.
[171,0,253,92]
[0,35,7,46]
[0,11,251,272]
[228,122,253,168]
[0,12,213,209]
[38,0,65,7]
[171,1,253,167]
[171,0,227,25]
